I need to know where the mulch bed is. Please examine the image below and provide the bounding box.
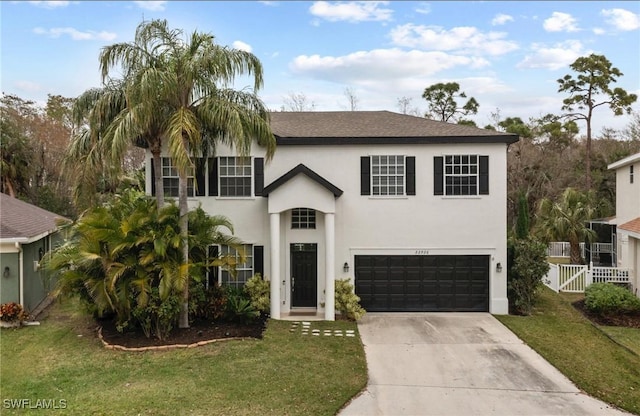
[99,318,267,349]
[572,299,640,329]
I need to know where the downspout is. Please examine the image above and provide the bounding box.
[16,242,24,306]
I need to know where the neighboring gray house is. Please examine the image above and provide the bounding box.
[145,111,519,320]
[0,193,68,313]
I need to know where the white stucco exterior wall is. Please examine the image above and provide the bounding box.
[147,140,511,316]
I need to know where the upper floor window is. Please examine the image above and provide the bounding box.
[161,157,194,197]
[434,155,489,196]
[219,157,252,197]
[360,156,416,196]
[292,208,316,229]
[631,165,634,184]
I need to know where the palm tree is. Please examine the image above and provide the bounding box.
[98,20,276,327]
[535,188,597,264]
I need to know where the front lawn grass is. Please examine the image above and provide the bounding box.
[598,325,640,357]
[496,288,640,415]
[0,300,367,415]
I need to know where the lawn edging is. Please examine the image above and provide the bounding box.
[97,326,254,352]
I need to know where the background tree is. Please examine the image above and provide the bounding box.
[396,96,421,116]
[282,92,316,111]
[0,93,75,216]
[558,54,638,189]
[422,82,479,122]
[535,188,597,264]
[343,87,359,111]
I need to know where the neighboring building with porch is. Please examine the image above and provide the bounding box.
[0,193,69,313]
[145,111,518,319]
[608,152,640,297]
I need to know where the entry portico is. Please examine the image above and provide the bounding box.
[263,164,343,319]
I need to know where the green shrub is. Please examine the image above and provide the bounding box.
[131,288,181,340]
[225,287,259,323]
[584,283,640,316]
[508,237,550,315]
[190,281,227,321]
[244,274,270,315]
[335,279,366,321]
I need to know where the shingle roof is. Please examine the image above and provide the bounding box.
[0,193,69,241]
[268,111,518,144]
[619,217,640,235]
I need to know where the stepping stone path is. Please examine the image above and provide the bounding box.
[289,321,356,337]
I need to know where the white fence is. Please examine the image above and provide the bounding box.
[543,262,632,293]
[547,242,614,259]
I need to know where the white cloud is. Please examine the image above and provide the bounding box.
[414,2,431,15]
[290,48,490,84]
[33,27,117,41]
[543,12,579,32]
[26,1,70,8]
[259,1,278,5]
[593,27,606,35]
[601,8,640,31]
[133,1,167,12]
[233,40,252,52]
[14,80,43,92]
[517,40,587,70]
[491,13,513,26]
[389,24,518,56]
[309,1,393,23]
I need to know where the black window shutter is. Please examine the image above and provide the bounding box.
[195,158,205,196]
[208,157,218,196]
[479,156,489,195]
[360,156,371,195]
[150,160,156,196]
[434,156,444,195]
[406,156,416,196]
[254,158,264,196]
[254,245,264,278]
[207,245,219,288]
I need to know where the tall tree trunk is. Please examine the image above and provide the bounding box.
[569,239,583,265]
[585,110,593,190]
[177,169,190,328]
[151,149,164,212]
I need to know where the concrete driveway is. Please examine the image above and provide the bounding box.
[339,313,631,416]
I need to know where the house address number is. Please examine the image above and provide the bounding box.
[415,250,429,255]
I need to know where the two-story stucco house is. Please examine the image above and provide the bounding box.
[145,111,518,320]
[608,152,640,297]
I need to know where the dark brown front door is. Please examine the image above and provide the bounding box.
[291,243,317,307]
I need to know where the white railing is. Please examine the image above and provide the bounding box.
[543,262,633,293]
[592,267,631,284]
[547,242,586,259]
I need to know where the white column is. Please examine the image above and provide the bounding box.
[324,213,335,321]
[270,213,281,319]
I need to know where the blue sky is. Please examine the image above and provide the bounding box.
[1,1,639,134]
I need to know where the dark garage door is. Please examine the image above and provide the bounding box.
[355,255,489,312]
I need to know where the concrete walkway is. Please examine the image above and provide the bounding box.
[339,313,631,416]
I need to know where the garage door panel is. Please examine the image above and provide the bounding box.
[355,255,489,312]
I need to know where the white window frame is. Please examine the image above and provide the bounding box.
[292,208,316,229]
[161,157,194,197]
[220,244,253,288]
[444,154,479,196]
[219,156,253,198]
[371,155,405,196]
